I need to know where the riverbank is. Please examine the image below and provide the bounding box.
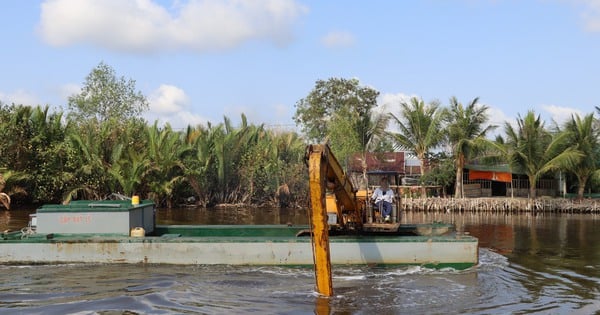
[400,197,600,213]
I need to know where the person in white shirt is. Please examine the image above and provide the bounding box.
[371,177,394,222]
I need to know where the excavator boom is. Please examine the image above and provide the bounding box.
[306,144,364,229]
[305,143,366,296]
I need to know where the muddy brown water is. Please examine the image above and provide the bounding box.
[0,207,599,314]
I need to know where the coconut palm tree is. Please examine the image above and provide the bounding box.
[389,97,445,196]
[504,111,582,199]
[561,113,600,199]
[357,110,390,186]
[445,97,496,198]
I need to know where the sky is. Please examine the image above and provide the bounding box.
[0,0,599,132]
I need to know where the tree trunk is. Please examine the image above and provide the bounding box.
[187,176,203,206]
[362,152,368,189]
[419,155,427,198]
[528,175,537,199]
[454,154,465,198]
[510,179,514,199]
[577,175,588,200]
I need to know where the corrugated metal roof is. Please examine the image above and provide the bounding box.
[464,163,516,173]
[348,152,405,173]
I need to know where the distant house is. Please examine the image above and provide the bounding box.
[347,152,406,174]
[347,152,406,189]
[463,164,558,198]
[346,152,429,194]
[346,153,561,198]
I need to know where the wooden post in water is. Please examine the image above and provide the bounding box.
[307,145,333,297]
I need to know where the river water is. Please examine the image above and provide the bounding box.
[0,207,599,314]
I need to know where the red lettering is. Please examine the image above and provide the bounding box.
[59,215,93,224]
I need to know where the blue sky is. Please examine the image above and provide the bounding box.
[1,0,598,131]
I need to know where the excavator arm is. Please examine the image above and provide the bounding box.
[305,143,365,296]
[306,144,364,230]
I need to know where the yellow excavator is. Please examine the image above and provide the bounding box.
[306,143,400,296]
[306,143,477,298]
[306,143,400,235]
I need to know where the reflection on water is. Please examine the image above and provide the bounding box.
[0,210,10,231]
[1,207,600,314]
[156,207,310,226]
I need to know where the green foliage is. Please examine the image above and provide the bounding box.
[3,63,599,207]
[294,78,379,141]
[445,97,495,198]
[0,64,311,208]
[560,113,600,199]
[293,77,385,166]
[0,103,71,203]
[388,97,445,176]
[504,111,583,199]
[68,62,149,124]
[420,152,456,196]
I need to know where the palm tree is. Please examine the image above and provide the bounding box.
[211,114,263,204]
[107,144,151,197]
[358,110,390,186]
[487,136,517,198]
[271,130,307,207]
[504,111,582,199]
[445,97,496,198]
[146,122,189,208]
[389,97,445,196]
[28,106,73,202]
[561,113,600,199]
[181,124,215,207]
[64,122,109,202]
[0,104,33,170]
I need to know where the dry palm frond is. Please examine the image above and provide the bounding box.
[0,192,10,210]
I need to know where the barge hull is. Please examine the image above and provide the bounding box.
[0,226,478,269]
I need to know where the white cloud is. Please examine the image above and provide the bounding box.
[144,84,211,129]
[58,83,81,100]
[0,89,39,106]
[562,0,600,32]
[38,0,308,53]
[483,104,512,139]
[486,105,511,129]
[378,92,418,114]
[577,0,600,31]
[540,104,583,125]
[144,112,205,130]
[175,111,209,128]
[149,84,190,114]
[378,92,419,134]
[320,30,356,48]
[223,102,294,126]
[145,109,209,130]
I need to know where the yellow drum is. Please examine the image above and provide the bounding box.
[130,227,145,237]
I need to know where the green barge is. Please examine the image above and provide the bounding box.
[0,199,478,268]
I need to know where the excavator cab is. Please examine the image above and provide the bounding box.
[363,171,402,224]
[309,144,402,233]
